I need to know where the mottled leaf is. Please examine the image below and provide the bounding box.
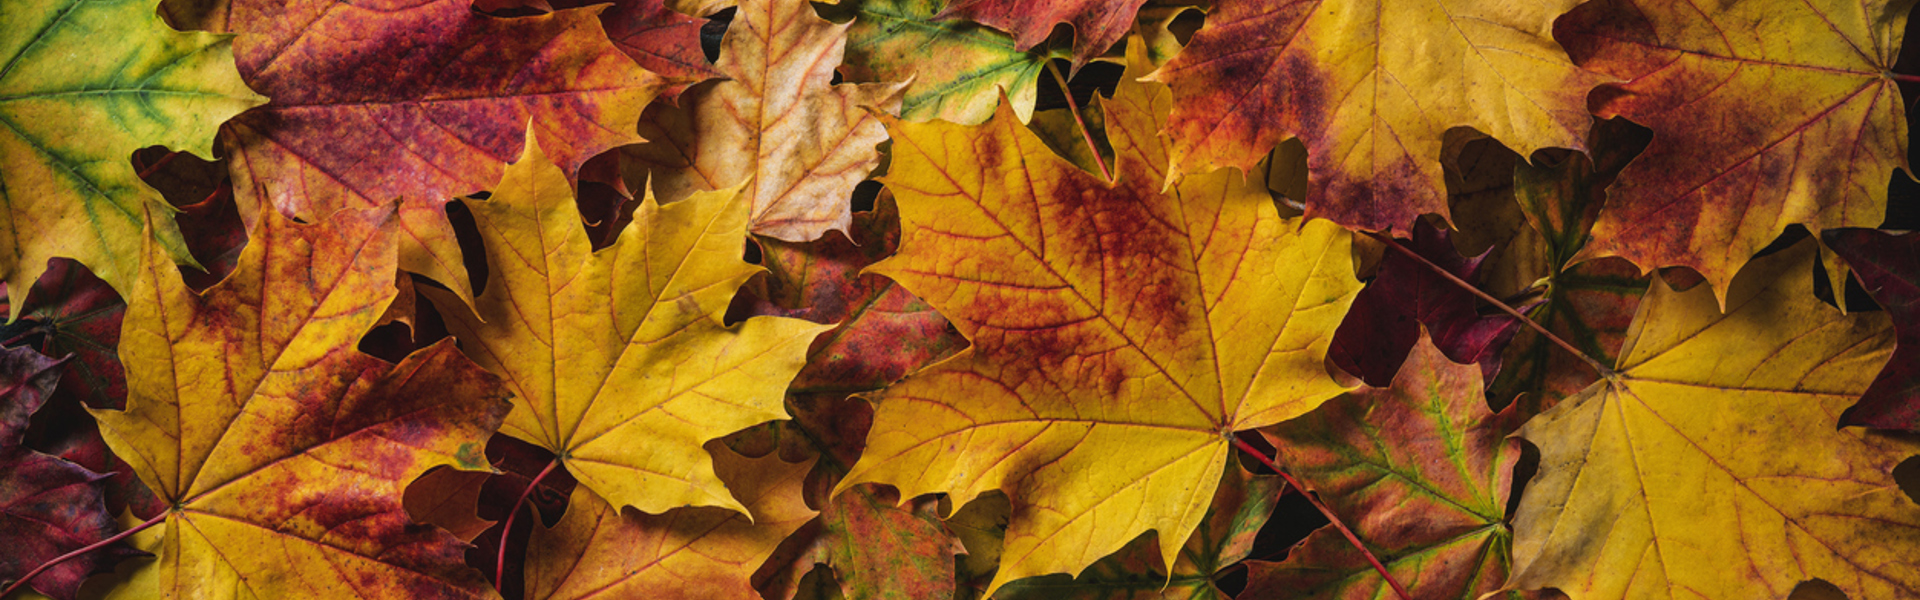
[820,0,1062,125]
[1506,239,1920,599]
[91,204,511,599]
[734,192,967,397]
[549,0,721,99]
[1253,335,1522,600]
[0,0,263,314]
[419,133,830,516]
[1560,0,1914,302]
[835,44,1360,594]
[524,448,816,600]
[221,0,663,302]
[621,0,905,242]
[1148,0,1609,231]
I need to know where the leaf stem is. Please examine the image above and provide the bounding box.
[1,509,166,598]
[135,151,181,180]
[1231,436,1411,600]
[496,458,561,590]
[1044,61,1111,182]
[1888,72,1920,84]
[1361,230,1614,378]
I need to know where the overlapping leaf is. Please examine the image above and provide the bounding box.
[995,462,1282,600]
[1561,0,1914,301]
[935,0,1148,67]
[835,45,1360,593]
[547,0,721,99]
[0,0,263,312]
[219,0,663,301]
[0,348,138,600]
[1328,222,1520,387]
[622,0,905,242]
[419,134,830,516]
[1148,0,1610,231]
[820,0,1061,125]
[1253,335,1523,599]
[91,204,511,599]
[1507,239,1920,599]
[524,449,816,600]
[1824,228,1920,430]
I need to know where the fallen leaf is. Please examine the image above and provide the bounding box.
[91,204,511,599]
[1485,118,1654,413]
[820,0,1062,125]
[621,0,906,242]
[1327,221,1520,387]
[935,0,1150,67]
[523,448,817,600]
[1561,0,1914,303]
[0,348,140,600]
[1148,0,1609,231]
[419,133,830,516]
[995,461,1283,600]
[548,0,721,100]
[733,192,967,397]
[403,467,496,544]
[1253,334,1523,600]
[220,0,663,302]
[1823,228,1920,430]
[0,0,263,313]
[835,43,1360,594]
[1507,239,1920,599]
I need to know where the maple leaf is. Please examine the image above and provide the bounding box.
[834,44,1361,593]
[1252,334,1524,600]
[418,133,830,516]
[0,261,127,411]
[217,0,663,303]
[547,0,721,100]
[0,348,141,600]
[1560,0,1914,302]
[733,192,967,396]
[818,0,1063,125]
[1147,0,1610,232]
[524,448,816,600]
[1823,228,1920,430]
[935,0,1150,67]
[620,0,906,242]
[1506,239,1920,599]
[0,0,263,315]
[1484,118,1654,413]
[1328,221,1520,387]
[994,461,1283,600]
[755,484,960,600]
[90,204,511,599]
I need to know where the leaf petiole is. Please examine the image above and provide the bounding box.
[1361,230,1615,378]
[0,509,166,598]
[1044,61,1111,182]
[1231,436,1412,600]
[496,458,561,590]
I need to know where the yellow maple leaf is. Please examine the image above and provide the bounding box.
[835,43,1361,594]
[419,133,831,516]
[93,204,509,599]
[1507,239,1920,599]
[1147,0,1611,232]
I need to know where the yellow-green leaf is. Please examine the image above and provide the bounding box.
[0,0,263,316]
